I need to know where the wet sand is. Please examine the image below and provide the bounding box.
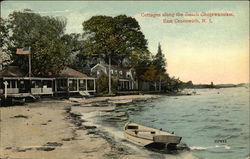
[0,94,159,159]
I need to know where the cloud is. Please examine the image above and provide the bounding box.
[24,9,70,14]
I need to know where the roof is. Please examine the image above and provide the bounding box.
[91,64,107,73]
[102,64,132,72]
[0,66,90,78]
[58,67,89,78]
[91,63,133,72]
[0,66,26,77]
[90,63,135,80]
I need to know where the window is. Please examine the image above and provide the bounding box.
[6,80,10,88]
[11,80,16,88]
[32,81,36,88]
[126,72,130,78]
[42,80,52,88]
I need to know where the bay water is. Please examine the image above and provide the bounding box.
[89,87,249,159]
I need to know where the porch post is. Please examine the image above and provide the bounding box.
[41,80,43,93]
[51,79,53,96]
[67,78,69,92]
[93,79,96,92]
[85,79,88,91]
[4,81,8,98]
[15,80,17,88]
[77,78,79,92]
[55,79,57,93]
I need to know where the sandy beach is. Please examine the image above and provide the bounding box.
[0,94,160,159]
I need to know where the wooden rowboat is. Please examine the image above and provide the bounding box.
[108,99,133,105]
[124,122,182,150]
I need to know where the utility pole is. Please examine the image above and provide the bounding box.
[159,75,162,92]
[28,47,31,77]
[108,55,112,94]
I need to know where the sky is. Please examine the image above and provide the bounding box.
[1,1,249,84]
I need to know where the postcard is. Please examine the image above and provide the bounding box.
[0,1,249,159]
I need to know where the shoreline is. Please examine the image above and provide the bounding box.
[0,94,160,159]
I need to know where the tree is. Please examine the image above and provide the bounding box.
[0,48,12,69]
[152,43,167,91]
[139,65,159,90]
[81,15,151,94]
[61,33,83,68]
[0,18,12,68]
[96,71,118,94]
[153,43,166,73]
[81,15,149,66]
[139,65,159,82]
[3,9,73,76]
[161,74,183,93]
[0,18,9,48]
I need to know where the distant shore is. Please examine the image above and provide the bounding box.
[183,83,249,89]
[0,94,160,159]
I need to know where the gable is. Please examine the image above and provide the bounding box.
[91,64,107,73]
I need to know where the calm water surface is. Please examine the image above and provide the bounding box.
[92,87,249,159]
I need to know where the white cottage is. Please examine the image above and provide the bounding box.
[90,63,138,91]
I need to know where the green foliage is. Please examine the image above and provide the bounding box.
[81,15,149,66]
[0,18,9,48]
[139,65,159,82]
[61,33,82,53]
[153,43,166,73]
[3,9,75,76]
[96,71,118,94]
[0,18,12,66]
[2,10,183,94]
[161,74,183,92]
[61,33,83,68]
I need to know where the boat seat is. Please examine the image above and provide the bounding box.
[131,129,157,134]
[133,129,157,132]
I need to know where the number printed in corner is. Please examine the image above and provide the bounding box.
[214,139,227,143]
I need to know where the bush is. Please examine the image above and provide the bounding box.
[96,71,118,94]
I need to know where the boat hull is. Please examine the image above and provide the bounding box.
[124,132,153,146]
[124,122,182,149]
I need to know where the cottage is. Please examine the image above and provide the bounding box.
[55,67,96,94]
[0,66,96,99]
[90,63,138,91]
[0,66,54,97]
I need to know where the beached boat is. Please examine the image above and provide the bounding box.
[108,99,133,105]
[124,122,182,150]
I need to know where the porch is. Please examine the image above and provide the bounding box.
[0,77,54,97]
[55,77,96,94]
[118,79,137,91]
